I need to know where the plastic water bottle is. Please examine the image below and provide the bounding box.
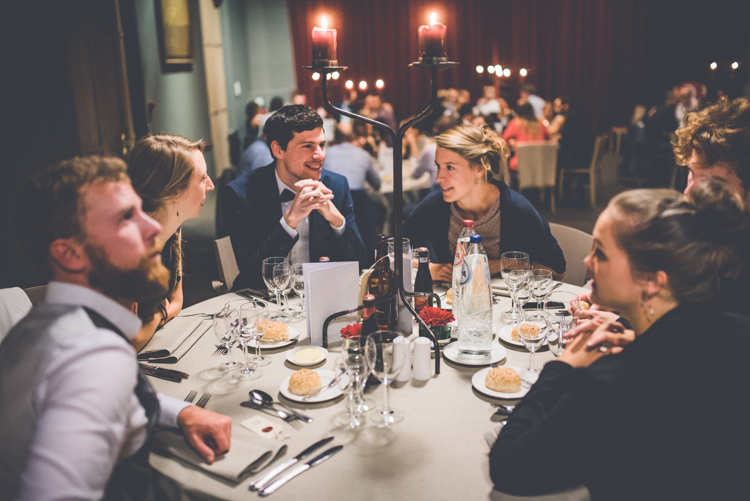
[457,234,493,359]
[452,220,475,334]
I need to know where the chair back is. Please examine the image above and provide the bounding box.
[548,223,594,286]
[214,236,240,292]
[23,285,48,306]
[517,142,559,191]
[0,287,33,342]
[589,134,609,176]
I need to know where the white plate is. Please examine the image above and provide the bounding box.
[260,326,300,348]
[279,369,341,403]
[497,324,548,347]
[472,366,530,399]
[443,342,506,366]
[285,346,327,366]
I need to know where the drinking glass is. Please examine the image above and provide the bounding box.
[364,330,406,426]
[262,257,291,322]
[230,302,262,381]
[334,356,365,429]
[500,251,530,321]
[291,263,306,319]
[239,301,272,367]
[212,307,239,373]
[529,269,553,310]
[517,309,550,384]
[546,291,580,357]
[506,269,530,316]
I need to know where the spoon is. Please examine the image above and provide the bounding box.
[492,403,515,414]
[250,390,314,423]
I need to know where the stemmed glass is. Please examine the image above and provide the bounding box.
[546,291,580,357]
[335,356,365,429]
[506,269,531,317]
[232,302,264,380]
[364,330,406,426]
[262,257,292,322]
[240,301,271,367]
[209,307,239,375]
[529,269,553,310]
[518,309,550,385]
[291,263,306,319]
[500,251,530,321]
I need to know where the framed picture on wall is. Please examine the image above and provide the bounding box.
[155,0,194,68]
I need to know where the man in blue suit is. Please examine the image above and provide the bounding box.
[220,105,366,290]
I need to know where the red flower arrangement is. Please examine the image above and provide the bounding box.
[418,307,455,327]
[340,323,362,340]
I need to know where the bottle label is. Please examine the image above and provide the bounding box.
[453,244,466,266]
[459,260,471,286]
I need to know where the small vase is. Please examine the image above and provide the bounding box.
[344,337,361,356]
[419,324,452,346]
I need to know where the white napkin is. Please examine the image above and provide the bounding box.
[138,317,209,362]
[151,426,287,483]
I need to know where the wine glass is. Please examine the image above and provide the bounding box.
[529,269,553,310]
[249,303,271,367]
[212,307,239,373]
[262,257,291,322]
[364,330,406,426]
[500,251,530,321]
[291,263,306,319]
[232,302,264,380]
[334,356,365,429]
[546,291,580,357]
[517,309,550,385]
[506,269,530,317]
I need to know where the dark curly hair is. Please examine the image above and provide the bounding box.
[264,105,323,153]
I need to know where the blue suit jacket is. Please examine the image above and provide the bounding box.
[219,163,367,290]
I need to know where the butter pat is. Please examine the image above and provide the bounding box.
[294,347,322,363]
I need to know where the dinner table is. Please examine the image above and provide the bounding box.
[145,281,590,501]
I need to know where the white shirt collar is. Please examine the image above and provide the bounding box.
[45,281,142,340]
[274,170,296,197]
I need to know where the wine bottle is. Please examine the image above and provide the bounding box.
[367,234,398,330]
[413,247,433,312]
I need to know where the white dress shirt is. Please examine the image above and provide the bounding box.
[12,282,189,501]
[275,171,345,264]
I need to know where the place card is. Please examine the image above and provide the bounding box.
[304,261,360,346]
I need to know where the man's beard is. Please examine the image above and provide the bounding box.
[86,242,170,305]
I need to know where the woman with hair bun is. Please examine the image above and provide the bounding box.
[489,180,750,499]
[404,123,565,282]
[127,133,215,350]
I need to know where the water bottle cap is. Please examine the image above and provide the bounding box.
[462,220,474,228]
[469,234,482,243]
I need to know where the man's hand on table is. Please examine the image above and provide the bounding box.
[177,406,232,464]
[283,180,344,229]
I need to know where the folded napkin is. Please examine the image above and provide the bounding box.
[151,427,287,483]
[490,278,508,290]
[138,317,210,363]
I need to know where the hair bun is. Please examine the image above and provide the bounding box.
[690,178,746,238]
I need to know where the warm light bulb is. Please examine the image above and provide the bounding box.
[430,12,437,25]
[359,80,368,91]
[345,80,354,89]
[376,79,384,89]
[476,65,484,73]
[494,65,501,74]
[732,61,739,69]
[326,73,331,80]
[503,68,510,77]
[487,65,495,74]
[710,62,717,70]
[312,72,320,81]
[321,15,328,30]
[520,68,527,77]
[332,72,340,80]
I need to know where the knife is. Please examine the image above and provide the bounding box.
[523,301,566,310]
[249,437,334,491]
[259,445,343,496]
[236,288,272,301]
[139,364,189,380]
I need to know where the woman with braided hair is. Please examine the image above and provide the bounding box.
[404,123,565,282]
[127,133,215,350]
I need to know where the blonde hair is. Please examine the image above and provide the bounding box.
[435,124,511,183]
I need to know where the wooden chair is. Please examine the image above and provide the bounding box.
[558,133,609,207]
[548,223,594,286]
[516,141,559,212]
[213,236,240,295]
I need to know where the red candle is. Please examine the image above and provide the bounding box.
[312,16,337,67]
[418,13,446,62]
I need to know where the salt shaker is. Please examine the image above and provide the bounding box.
[394,337,412,382]
[412,337,432,381]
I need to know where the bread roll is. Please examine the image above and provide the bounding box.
[511,323,538,341]
[288,369,322,396]
[262,320,289,341]
[578,301,590,311]
[446,288,453,305]
[485,367,521,393]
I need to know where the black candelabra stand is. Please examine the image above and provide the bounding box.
[310,60,458,375]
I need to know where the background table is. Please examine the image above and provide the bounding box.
[148,284,590,501]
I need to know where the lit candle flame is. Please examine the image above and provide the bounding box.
[321,15,328,30]
[430,12,437,25]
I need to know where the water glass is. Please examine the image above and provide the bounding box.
[262,257,292,322]
[529,269,553,310]
[232,302,265,380]
[364,330,406,426]
[546,291,580,357]
[334,356,365,429]
[292,263,306,319]
[518,309,550,383]
[500,251,530,321]
[246,302,272,367]
[212,307,239,373]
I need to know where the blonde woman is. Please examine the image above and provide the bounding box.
[127,134,215,350]
[404,123,565,282]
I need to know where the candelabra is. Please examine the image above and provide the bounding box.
[312,61,458,375]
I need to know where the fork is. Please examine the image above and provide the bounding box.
[483,423,507,449]
[184,390,197,403]
[302,368,346,400]
[211,345,228,357]
[196,393,212,408]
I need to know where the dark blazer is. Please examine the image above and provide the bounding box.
[404,180,566,274]
[219,163,366,290]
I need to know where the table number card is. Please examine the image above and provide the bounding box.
[304,261,360,346]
